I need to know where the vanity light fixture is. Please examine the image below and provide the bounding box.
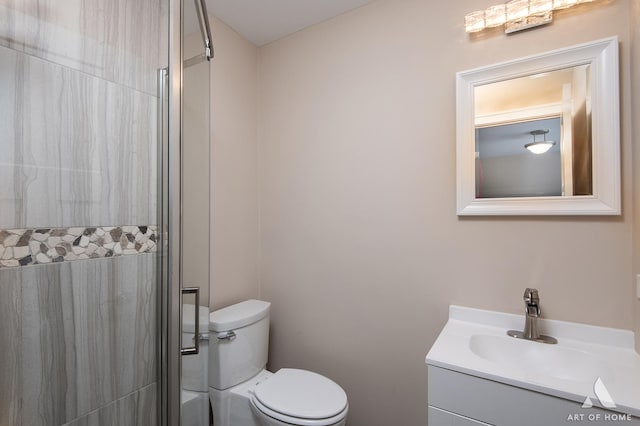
[465,0,596,34]
[524,129,556,154]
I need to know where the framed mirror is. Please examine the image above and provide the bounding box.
[456,37,620,215]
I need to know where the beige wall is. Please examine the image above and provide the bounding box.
[632,0,640,354]
[210,16,261,309]
[258,1,634,425]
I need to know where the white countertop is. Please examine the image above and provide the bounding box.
[425,305,640,417]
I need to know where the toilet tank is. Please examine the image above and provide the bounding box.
[209,300,271,390]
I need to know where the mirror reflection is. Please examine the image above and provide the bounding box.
[474,64,592,199]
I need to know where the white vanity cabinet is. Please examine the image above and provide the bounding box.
[427,366,639,426]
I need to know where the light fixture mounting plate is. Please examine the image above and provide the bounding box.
[530,129,550,136]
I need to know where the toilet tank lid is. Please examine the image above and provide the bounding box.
[209,299,271,332]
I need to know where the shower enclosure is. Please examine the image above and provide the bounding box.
[172,0,213,424]
[0,0,211,424]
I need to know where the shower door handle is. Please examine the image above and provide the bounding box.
[181,287,200,355]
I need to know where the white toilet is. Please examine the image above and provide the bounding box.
[208,300,349,426]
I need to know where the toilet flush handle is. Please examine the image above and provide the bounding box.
[217,331,236,341]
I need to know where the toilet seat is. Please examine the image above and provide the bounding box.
[251,369,348,426]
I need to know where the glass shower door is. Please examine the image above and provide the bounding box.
[0,0,170,425]
[178,0,213,424]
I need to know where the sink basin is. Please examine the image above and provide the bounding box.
[426,306,640,417]
[469,334,609,383]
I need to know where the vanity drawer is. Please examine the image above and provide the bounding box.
[429,406,491,425]
[428,366,640,426]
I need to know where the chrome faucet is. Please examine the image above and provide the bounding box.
[507,288,557,344]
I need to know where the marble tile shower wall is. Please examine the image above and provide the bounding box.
[0,45,158,230]
[61,383,158,426]
[0,0,167,96]
[0,0,167,424]
[0,255,158,426]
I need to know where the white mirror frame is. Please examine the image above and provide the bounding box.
[456,37,620,215]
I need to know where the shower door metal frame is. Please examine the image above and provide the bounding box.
[160,0,183,424]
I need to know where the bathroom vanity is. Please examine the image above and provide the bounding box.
[426,306,640,426]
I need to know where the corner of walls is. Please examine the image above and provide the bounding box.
[256,41,265,303]
[208,14,262,310]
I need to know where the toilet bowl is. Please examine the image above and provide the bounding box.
[250,368,348,426]
[208,300,349,426]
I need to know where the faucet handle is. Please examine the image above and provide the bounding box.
[523,288,539,304]
[523,288,541,317]
[508,288,557,344]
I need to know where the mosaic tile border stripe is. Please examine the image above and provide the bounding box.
[0,226,158,269]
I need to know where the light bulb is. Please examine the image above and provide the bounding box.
[530,0,553,14]
[485,5,507,27]
[525,141,556,154]
[465,11,486,33]
[553,0,578,9]
[507,0,530,21]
